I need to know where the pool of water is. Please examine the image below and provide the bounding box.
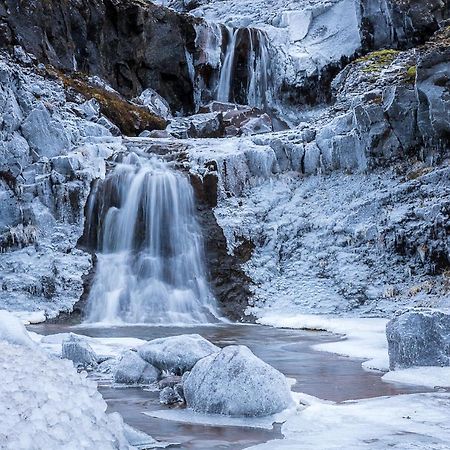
[30,323,430,449]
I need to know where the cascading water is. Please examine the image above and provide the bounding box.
[85,155,219,324]
[215,26,271,108]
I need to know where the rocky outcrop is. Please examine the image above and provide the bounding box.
[0,0,198,113]
[61,334,98,369]
[387,309,450,369]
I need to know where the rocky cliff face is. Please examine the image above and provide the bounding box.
[0,0,198,113]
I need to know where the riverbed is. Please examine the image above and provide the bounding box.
[30,323,430,449]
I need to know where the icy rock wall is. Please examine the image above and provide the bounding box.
[0,54,123,317]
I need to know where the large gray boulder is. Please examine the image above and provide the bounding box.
[184,345,293,417]
[138,334,219,375]
[386,309,450,370]
[114,350,160,385]
[61,334,98,369]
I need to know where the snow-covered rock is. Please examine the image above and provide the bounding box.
[184,345,293,417]
[138,334,219,374]
[61,334,99,369]
[159,386,184,405]
[0,341,133,449]
[114,350,160,384]
[386,309,450,370]
[134,88,172,120]
[0,310,35,348]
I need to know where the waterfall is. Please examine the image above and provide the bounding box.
[216,27,238,103]
[215,26,271,109]
[85,155,219,324]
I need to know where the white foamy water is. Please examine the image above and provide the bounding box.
[85,156,219,324]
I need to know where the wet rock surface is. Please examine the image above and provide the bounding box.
[387,309,450,369]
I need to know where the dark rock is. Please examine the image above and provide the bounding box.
[386,309,450,369]
[158,375,182,389]
[0,0,199,113]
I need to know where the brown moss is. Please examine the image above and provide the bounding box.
[48,67,166,136]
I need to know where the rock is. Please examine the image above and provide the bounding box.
[167,112,224,139]
[134,88,172,120]
[158,375,182,389]
[61,334,98,369]
[184,345,293,417]
[159,386,183,405]
[138,334,219,375]
[386,309,450,370]
[114,350,160,385]
[21,104,71,159]
[240,114,273,136]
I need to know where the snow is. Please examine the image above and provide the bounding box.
[10,310,46,324]
[0,341,133,449]
[249,393,450,450]
[382,367,450,389]
[257,312,390,370]
[0,310,36,348]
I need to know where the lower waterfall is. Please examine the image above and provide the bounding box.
[84,155,219,324]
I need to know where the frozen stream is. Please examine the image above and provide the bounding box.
[30,323,430,449]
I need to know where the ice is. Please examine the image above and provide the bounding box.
[382,367,450,389]
[114,350,160,385]
[0,310,36,348]
[249,393,450,450]
[257,312,390,371]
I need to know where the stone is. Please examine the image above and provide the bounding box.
[61,334,98,369]
[114,350,160,385]
[159,386,183,405]
[138,334,219,375]
[184,345,293,417]
[135,88,172,120]
[386,309,450,370]
[158,375,182,389]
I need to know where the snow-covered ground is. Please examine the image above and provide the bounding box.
[250,392,450,450]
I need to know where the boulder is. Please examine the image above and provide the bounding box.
[138,334,219,375]
[386,309,450,370]
[61,334,98,369]
[114,350,160,385]
[184,345,293,417]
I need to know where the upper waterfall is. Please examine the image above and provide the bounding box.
[84,155,220,324]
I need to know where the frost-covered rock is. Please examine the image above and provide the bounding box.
[184,345,293,417]
[0,341,133,449]
[0,310,35,348]
[114,350,160,384]
[134,88,172,120]
[387,309,450,370]
[62,334,98,369]
[138,334,219,374]
[159,386,184,405]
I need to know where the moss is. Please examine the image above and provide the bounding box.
[48,68,166,136]
[404,65,417,84]
[355,49,400,73]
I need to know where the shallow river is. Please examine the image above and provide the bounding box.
[30,323,429,449]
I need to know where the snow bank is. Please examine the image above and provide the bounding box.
[0,310,35,348]
[250,393,450,449]
[0,341,133,449]
[382,367,450,389]
[257,312,389,371]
